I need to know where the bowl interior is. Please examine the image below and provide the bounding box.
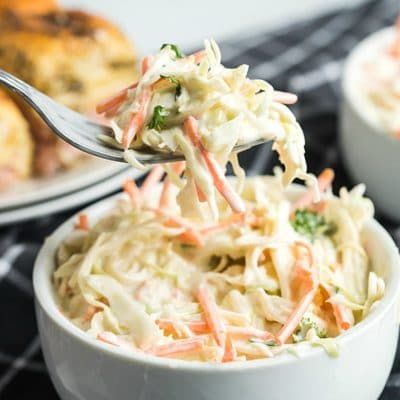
[33,179,400,370]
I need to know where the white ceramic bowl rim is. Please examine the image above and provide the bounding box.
[342,26,398,143]
[33,188,400,372]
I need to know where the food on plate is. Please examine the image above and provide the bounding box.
[54,170,384,362]
[99,40,312,217]
[0,6,138,182]
[355,17,400,137]
[0,90,33,188]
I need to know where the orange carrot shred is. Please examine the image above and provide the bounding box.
[122,89,151,148]
[200,213,245,235]
[123,178,141,208]
[150,337,207,357]
[277,288,317,344]
[226,326,276,341]
[183,116,245,213]
[222,336,236,363]
[197,284,226,348]
[141,165,165,200]
[195,184,207,202]
[97,333,119,346]
[152,208,205,246]
[75,213,89,231]
[159,162,185,209]
[191,50,206,63]
[141,55,154,75]
[156,319,209,335]
[292,168,335,211]
[96,82,138,115]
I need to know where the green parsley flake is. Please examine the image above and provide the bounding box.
[292,316,327,343]
[148,105,169,131]
[160,43,185,59]
[291,209,336,241]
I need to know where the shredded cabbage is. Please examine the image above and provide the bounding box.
[355,23,400,136]
[54,175,383,362]
[103,40,313,219]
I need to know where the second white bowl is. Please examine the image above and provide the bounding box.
[340,27,400,221]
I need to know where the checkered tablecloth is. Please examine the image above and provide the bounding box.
[1,0,400,398]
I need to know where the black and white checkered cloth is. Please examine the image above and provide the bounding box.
[1,0,400,398]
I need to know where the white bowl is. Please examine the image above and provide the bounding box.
[340,27,400,221]
[33,185,400,400]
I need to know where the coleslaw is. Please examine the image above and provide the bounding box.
[97,40,315,217]
[355,18,400,137]
[53,170,384,362]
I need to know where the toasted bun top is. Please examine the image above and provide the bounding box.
[0,0,58,15]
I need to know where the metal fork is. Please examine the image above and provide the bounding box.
[0,68,266,164]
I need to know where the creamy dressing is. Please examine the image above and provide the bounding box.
[354,24,400,137]
[54,176,383,362]
[100,40,314,218]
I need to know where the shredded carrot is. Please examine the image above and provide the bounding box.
[123,178,142,208]
[97,333,119,346]
[197,284,226,347]
[222,336,236,363]
[141,166,165,200]
[246,213,264,227]
[331,302,353,331]
[226,326,276,341]
[292,168,335,211]
[104,102,124,118]
[156,319,209,335]
[191,50,206,63]
[310,200,327,213]
[150,337,207,357]
[152,208,194,229]
[141,55,154,75]
[75,213,89,231]
[326,278,354,332]
[177,230,204,246]
[152,207,204,246]
[183,116,245,213]
[273,90,298,105]
[291,243,316,300]
[159,180,172,209]
[277,287,317,344]
[122,89,151,148]
[96,82,138,115]
[159,162,185,209]
[278,242,318,344]
[83,305,98,322]
[200,213,245,235]
[195,184,207,202]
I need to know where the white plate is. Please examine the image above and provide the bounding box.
[0,166,140,226]
[0,158,127,210]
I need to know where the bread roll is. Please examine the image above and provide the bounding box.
[0,0,58,15]
[0,9,138,174]
[0,90,33,189]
